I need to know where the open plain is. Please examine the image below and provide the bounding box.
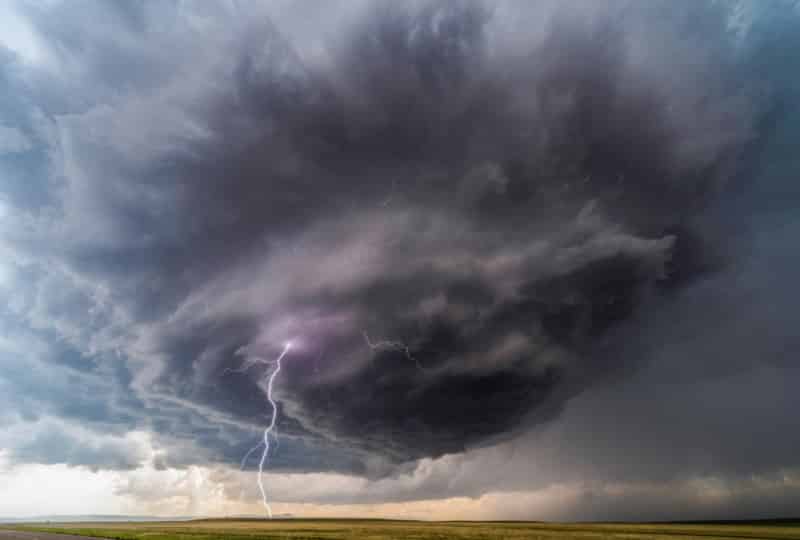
[4,519,800,540]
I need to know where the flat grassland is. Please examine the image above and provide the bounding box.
[6,518,800,540]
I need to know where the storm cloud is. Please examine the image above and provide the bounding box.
[1,0,799,519]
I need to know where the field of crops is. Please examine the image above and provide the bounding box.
[6,518,800,540]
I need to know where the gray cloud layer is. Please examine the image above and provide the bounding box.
[1,0,799,519]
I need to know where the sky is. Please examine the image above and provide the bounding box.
[1,0,800,522]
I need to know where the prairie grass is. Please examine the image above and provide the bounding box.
[6,518,800,540]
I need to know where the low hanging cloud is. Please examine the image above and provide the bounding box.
[1,0,799,510]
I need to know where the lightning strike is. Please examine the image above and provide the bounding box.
[256,340,292,518]
[362,330,427,371]
[228,340,293,518]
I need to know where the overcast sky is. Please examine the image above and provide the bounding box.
[1,0,800,521]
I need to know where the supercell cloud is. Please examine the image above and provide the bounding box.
[1,0,799,519]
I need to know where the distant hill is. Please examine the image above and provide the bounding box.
[661,518,800,527]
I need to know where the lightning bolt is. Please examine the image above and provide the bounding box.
[256,340,291,519]
[362,330,427,372]
[228,341,292,519]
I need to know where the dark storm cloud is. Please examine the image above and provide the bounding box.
[1,0,798,503]
[153,0,749,466]
[7,422,147,472]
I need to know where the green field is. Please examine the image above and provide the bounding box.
[5,518,800,540]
